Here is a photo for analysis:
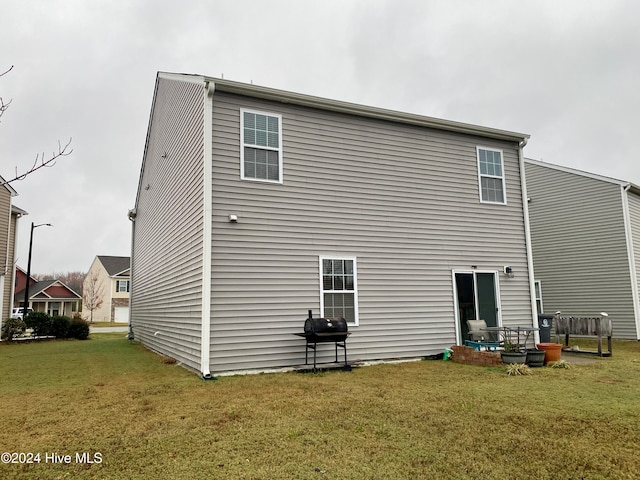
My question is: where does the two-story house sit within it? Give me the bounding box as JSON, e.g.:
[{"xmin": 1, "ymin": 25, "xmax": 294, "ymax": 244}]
[
  {"xmin": 130, "ymin": 72, "xmax": 537, "ymax": 377},
  {"xmin": 525, "ymin": 158, "xmax": 640, "ymax": 339},
  {"xmin": 84, "ymin": 255, "xmax": 130, "ymax": 323},
  {"xmin": 1, "ymin": 175, "xmax": 27, "ymax": 325}
]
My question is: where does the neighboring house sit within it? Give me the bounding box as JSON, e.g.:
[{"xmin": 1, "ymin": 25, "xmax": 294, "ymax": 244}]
[
  {"xmin": 14, "ymin": 267, "xmax": 81, "ymax": 316},
  {"xmin": 84, "ymin": 255, "xmax": 131, "ymax": 322},
  {"xmin": 525, "ymin": 158, "xmax": 640, "ymax": 340},
  {"xmin": 130, "ymin": 72, "xmax": 538, "ymax": 377},
  {"xmin": 1, "ymin": 175, "xmax": 27, "ymax": 324}
]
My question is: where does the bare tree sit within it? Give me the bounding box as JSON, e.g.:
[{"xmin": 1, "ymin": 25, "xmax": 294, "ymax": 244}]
[
  {"xmin": 83, "ymin": 273, "xmax": 104, "ymax": 323},
  {"xmin": 0, "ymin": 65, "xmax": 13, "ymax": 122},
  {"xmin": 1, "ymin": 139, "xmax": 73, "ymax": 186},
  {"xmin": 1, "ymin": 65, "xmax": 73, "ymax": 186}
]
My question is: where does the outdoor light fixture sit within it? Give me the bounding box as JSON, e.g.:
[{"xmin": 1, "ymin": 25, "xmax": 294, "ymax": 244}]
[
  {"xmin": 503, "ymin": 266, "xmax": 514, "ymax": 277},
  {"xmin": 22, "ymin": 222, "xmax": 53, "ymax": 316},
  {"xmin": 228, "ymin": 214, "xmax": 238, "ymax": 223}
]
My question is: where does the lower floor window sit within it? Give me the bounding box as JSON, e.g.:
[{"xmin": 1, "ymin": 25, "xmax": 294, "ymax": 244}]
[{"xmin": 320, "ymin": 257, "xmax": 358, "ymax": 325}]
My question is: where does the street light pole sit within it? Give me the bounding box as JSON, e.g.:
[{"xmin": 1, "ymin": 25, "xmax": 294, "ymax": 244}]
[{"xmin": 22, "ymin": 222, "xmax": 52, "ymax": 317}]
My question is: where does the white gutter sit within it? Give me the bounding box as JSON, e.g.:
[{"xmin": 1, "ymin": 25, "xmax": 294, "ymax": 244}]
[
  {"xmin": 621, "ymin": 184, "xmax": 640, "ymax": 339},
  {"xmin": 519, "ymin": 138, "xmax": 540, "ymax": 343},
  {"xmin": 200, "ymin": 80, "xmax": 215, "ymax": 379}
]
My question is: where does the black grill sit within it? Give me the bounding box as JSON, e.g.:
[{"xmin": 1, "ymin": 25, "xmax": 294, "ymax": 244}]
[{"xmin": 295, "ymin": 310, "xmax": 351, "ymax": 372}]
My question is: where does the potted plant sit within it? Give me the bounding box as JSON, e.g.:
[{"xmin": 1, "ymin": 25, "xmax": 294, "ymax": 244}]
[
  {"xmin": 501, "ymin": 340, "xmax": 527, "ymax": 364},
  {"xmin": 536, "ymin": 342, "xmax": 563, "ymax": 364}
]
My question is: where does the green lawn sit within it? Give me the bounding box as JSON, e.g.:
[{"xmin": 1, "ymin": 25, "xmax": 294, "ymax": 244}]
[
  {"xmin": 1, "ymin": 335, "xmax": 639, "ymax": 479},
  {"xmin": 89, "ymin": 322, "xmax": 128, "ymax": 328}
]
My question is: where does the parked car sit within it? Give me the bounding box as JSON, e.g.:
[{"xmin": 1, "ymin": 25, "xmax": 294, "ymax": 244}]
[{"xmin": 10, "ymin": 307, "xmax": 33, "ymax": 319}]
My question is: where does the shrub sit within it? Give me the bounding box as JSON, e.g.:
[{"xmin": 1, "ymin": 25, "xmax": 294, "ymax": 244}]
[
  {"xmin": 51, "ymin": 315, "xmax": 71, "ymax": 339},
  {"xmin": 24, "ymin": 311, "xmax": 53, "ymax": 337},
  {"xmin": 1, "ymin": 318, "xmax": 26, "ymax": 341},
  {"xmin": 68, "ymin": 315, "xmax": 90, "ymax": 340},
  {"xmin": 551, "ymin": 360, "xmax": 572, "ymax": 369},
  {"xmin": 506, "ymin": 363, "xmax": 532, "ymax": 376}
]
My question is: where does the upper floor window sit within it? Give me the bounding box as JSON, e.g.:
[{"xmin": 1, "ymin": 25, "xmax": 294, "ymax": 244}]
[
  {"xmin": 241, "ymin": 109, "xmax": 283, "ymax": 183},
  {"xmin": 477, "ymin": 147, "xmax": 506, "ymax": 204},
  {"xmin": 116, "ymin": 280, "xmax": 130, "ymax": 293}
]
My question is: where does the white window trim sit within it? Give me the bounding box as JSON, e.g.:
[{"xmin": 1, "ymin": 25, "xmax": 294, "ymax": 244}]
[
  {"xmin": 319, "ymin": 256, "xmax": 359, "ymax": 326},
  {"xmin": 476, "ymin": 146, "xmax": 507, "ymax": 205},
  {"xmin": 240, "ymin": 108, "xmax": 283, "ymax": 184},
  {"xmin": 451, "ymin": 269, "xmax": 503, "ymax": 345},
  {"xmin": 116, "ymin": 280, "xmax": 130, "ymax": 293}
]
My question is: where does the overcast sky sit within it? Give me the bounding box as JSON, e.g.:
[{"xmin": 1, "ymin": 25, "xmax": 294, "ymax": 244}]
[{"xmin": 1, "ymin": 0, "xmax": 639, "ymax": 274}]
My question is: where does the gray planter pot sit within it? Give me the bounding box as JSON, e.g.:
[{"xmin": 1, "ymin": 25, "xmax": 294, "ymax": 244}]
[
  {"xmin": 526, "ymin": 349, "xmax": 546, "ymax": 367},
  {"xmin": 501, "ymin": 351, "xmax": 527, "ymax": 364}
]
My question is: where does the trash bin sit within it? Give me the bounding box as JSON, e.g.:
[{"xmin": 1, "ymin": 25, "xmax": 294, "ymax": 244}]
[{"xmin": 538, "ymin": 314, "xmax": 554, "ymax": 343}]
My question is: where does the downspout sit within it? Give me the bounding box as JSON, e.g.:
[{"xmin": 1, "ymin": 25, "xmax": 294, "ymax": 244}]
[
  {"xmin": 127, "ymin": 208, "xmax": 136, "ymax": 340},
  {"xmin": 8, "ymin": 208, "xmax": 25, "ymax": 316},
  {"xmin": 519, "ymin": 138, "xmax": 540, "ymax": 343},
  {"xmin": 1, "ymin": 202, "xmax": 12, "ymax": 323},
  {"xmin": 621, "ymin": 184, "xmax": 640, "ymax": 339},
  {"xmin": 200, "ymin": 80, "xmax": 215, "ymax": 379}
]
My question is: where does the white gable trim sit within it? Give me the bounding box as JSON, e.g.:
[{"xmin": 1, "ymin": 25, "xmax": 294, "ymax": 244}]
[{"xmin": 525, "ymin": 158, "xmax": 640, "ymax": 192}]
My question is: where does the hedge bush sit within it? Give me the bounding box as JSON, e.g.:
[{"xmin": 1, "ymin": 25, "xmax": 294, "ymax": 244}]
[
  {"xmin": 1, "ymin": 318, "xmax": 26, "ymax": 340},
  {"xmin": 68, "ymin": 315, "xmax": 90, "ymax": 340},
  {"xmin": 51, "ymin": 315, "xmax": 71, "ymax": 339},
  {"xmin": 25, "ymin": 312, "xmax": 53, "ymax": 337}
]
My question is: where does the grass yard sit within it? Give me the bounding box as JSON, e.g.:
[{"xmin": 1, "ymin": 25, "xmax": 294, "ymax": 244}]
[
  {"xmin": 1, "ymin": 335, "xmax": 639, "ymax": 479},
  {"xmin": 88, "ymin": 322, "xmax": 128, "ymax": 328}
]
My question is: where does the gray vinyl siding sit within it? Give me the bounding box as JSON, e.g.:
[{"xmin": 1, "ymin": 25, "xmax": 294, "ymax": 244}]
[
  {"xmin": 628, "ymin": 191, "xmax": 640, "ymax": 337},
  {"xmin": 208, "ymin": 91, "xmax": 533, "ymax": 373},
  {"xmin": 526, "ymin": 161, "xmax": 636, "ymax": 338},
  {"xmin": 131, "ymin": 77, "xmax": 205, "ymax": 371}
]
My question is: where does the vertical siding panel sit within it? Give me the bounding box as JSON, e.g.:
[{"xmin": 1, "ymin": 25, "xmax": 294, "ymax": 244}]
[
  {"xmin": 526, "ymin": 161, "xmax": 636, "ymax": 338},
  {"xmin": 209, "ymin": 92, "xmax": 532, "ymax": 373},
  {"xmin": 131, "ymin": 77, "xmax": 205, "ymax": 371}
]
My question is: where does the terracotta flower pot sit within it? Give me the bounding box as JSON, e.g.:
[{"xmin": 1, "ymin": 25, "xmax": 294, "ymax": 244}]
[{"xmin": 536, "ymin": 343, "xmax": 562, "ymax": 364}]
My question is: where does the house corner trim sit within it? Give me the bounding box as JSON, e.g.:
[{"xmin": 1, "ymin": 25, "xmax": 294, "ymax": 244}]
[{"xmin": 200, "ymin": 80, "xmax": 215, "ymax": 377}]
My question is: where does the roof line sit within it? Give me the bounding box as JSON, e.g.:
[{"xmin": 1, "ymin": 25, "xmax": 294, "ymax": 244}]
[
  {"xmin": 525, "ymin": 158, "xmax": 640, "ymax": 193},
  {"xmin": 159, "ymin": 71, "xmax": 530, "ymax": 143},
  {"xmin": 1, "ymin": 175, "xmax": 18, "ymax": 196}
]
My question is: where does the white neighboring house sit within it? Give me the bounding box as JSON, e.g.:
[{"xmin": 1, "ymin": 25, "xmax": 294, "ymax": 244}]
[{"xmin": 84, "ymin": 256, "xmax": 130, "ymax": 323}]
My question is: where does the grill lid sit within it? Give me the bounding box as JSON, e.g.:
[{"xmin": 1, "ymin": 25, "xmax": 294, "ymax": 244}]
[{"xmin": 304, "ymin": 310, "xmax": 348, "ymax": 335}]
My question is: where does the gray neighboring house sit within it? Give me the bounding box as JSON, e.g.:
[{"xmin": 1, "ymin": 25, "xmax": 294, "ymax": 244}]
[
  {"xmin": 525, "ymin": 158, "xmax": 640, "ymax": 339},
  {"xmin": 130, "ymin": 71, "xmax": 537, "ymax": 377}
]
